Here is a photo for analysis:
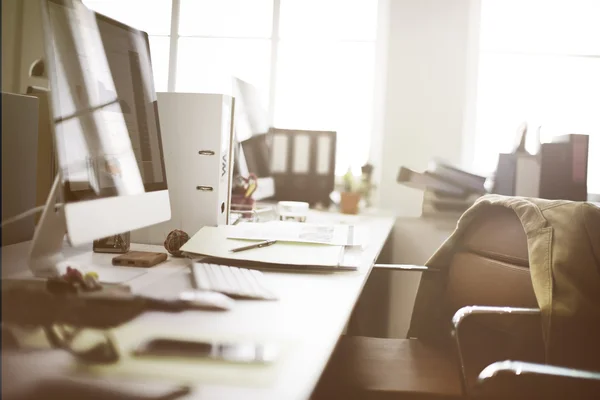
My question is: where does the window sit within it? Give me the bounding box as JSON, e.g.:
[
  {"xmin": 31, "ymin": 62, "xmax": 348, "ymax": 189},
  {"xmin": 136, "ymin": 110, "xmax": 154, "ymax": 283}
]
[
  {"xmin": 83, "ymin": 0, "xmax": 378, "ymax": 175},
  {"xmin": 474, "ymin": 0, "xmax": 600, "ymax": 194}
]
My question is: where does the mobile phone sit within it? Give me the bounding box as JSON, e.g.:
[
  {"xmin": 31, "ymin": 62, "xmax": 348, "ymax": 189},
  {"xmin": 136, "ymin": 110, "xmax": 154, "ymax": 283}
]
[
  {"xmin": 132, "ymin": 338, "xmax": 278, "ymax": 364},
  {"xmin": 112, "ymin": 251, "xmax": 168, "ymax": 268}
]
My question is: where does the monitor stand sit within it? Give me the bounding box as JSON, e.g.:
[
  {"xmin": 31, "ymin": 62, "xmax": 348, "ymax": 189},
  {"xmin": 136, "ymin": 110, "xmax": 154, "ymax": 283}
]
[
  {"xmin": 26, "ymin": 175, "xmax": 148, "ymax": 284},
  {"xmin": 28, "ymin": 174, "xmax": 69, "ymax": 277}
]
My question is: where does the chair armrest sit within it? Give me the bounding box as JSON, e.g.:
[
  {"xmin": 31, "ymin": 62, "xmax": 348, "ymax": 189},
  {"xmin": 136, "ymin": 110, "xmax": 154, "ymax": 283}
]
[
  {"xmin": 476, "ymin": 361, "xmax": 600, "ymax": 399},
  {"xmin": 373, "ymin": 264, "xmax": 439, "ymax": 272},
  {"xmin": 452, "ymin": 306, "xmax": 541, "ymax": 333},
  {"xmin": 480, "ymin": 360, "xmax": 600, "ymax": 381},
  {"xmin": 451, "ymin": 306, "xmax": 541, "ymax": 395}
]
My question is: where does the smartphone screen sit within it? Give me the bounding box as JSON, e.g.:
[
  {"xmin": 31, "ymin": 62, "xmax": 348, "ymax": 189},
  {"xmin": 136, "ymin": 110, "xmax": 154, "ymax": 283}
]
[{"xmin": 132, "ymin": 338, "xmax": 278, "ymax": 364}]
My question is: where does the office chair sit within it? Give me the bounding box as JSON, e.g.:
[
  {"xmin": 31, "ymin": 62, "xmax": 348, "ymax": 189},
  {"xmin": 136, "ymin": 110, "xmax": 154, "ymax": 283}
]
[
  {"xmin": 472, "ymin": 360, "xmax": 600, "ymax": 399},
  {"xmin": 313, "ymin": 206, "xmax": 545, "ymax": 400}
]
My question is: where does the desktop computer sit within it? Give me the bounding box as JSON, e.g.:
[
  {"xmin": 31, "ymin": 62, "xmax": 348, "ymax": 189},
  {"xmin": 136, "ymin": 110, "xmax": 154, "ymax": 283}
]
[
  {"xmin": 30, "ymin": 0, "xmax": 274, "ymax": 301},
  {"xmin": 31, "ymin": 0, "xmax": 170, "ymax": 277}
]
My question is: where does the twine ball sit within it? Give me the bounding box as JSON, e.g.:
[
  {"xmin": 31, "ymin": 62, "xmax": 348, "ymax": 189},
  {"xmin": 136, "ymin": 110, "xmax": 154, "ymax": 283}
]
[{"xmin": 164, "ymin": 229, "xmax": 190, "ymax": 257}]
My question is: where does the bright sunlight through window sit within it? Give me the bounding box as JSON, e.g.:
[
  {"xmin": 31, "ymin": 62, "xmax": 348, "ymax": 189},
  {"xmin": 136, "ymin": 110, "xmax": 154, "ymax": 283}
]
[
  {"xmin": 474, "ymin": 0, "xmax": 600, "ymax": 194},
  {"xmin": 83, "ymin": 0, "xmax": 379, "ymax": 176}
]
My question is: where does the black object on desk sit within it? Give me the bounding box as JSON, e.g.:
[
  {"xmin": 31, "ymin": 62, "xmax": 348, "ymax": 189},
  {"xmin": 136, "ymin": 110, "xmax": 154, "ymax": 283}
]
[
  {"xmin": 133, "ymin": 337, "xmax": 278, "ymax": 364},
  {"xmin": 2, "ymin": 284, "xmax": 230, "ymax": 330}
]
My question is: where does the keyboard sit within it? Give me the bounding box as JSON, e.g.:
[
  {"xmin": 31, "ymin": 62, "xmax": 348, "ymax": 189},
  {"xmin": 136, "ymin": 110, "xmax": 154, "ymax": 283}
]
[{"xmin": 190, "ymin": 263, "xmax": 278, "ymax": 300}]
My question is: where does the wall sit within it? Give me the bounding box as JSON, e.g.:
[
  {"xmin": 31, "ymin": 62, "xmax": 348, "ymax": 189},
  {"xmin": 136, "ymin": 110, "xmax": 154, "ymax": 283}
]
[
  {"xmin": 2, "ymin": 0, "xmax": 24, "ymax": 92},
  {"xmin": 373, "ymin": 0, "xmax": 481, "ymax": 337},
  {"xmin": 19, "ymin": 0, "xmax": 47, "ymax": 93},
  {"xmin": 378, "ymin": 0, "xmax": 480, "ymax": 215},
  {"xmin": 368, "ymin": 0, "xmax": 390, "ymax": 204},
  {"xmin": 1, "ymin": 0, "xmax": 47, "ymax": 94}
]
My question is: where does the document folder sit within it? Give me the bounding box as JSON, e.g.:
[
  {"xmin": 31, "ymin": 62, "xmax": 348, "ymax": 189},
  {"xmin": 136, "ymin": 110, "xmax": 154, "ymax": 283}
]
[
  {"xmin": 269, "ymin": 128, "xmax": 337, "ymax": 207},
  {"xmin": 180, "ymin": 226, "xmax": 357, "ymax": 271}
]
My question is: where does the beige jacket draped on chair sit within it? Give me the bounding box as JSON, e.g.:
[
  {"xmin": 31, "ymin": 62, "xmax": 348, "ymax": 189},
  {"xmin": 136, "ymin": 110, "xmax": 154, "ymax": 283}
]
[{"xmin": 409, "ymin": 195, "xmax": 600, "ymax": 370}]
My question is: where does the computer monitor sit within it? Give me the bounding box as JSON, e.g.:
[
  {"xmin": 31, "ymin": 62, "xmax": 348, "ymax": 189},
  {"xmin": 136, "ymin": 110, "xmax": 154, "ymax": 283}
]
[
  {"xmin": 30, "ymin": 0, "xmax": 170, "ymax": 276},
  {"xmin": 233, "ymin": 77, "xmax": 269, "ymax": 143},
  {"xmin": 231, "ymin": 78, "xmax": 268, "ymax": 178},
  {"xmin": 231, "ymin": 78, "xmax": 276, "ymax": 199}
]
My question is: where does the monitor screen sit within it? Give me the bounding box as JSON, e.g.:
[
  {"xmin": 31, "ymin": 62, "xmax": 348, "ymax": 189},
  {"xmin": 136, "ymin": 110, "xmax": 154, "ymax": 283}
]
[{"xmin": 44, "ymin": 0, "xmax": 167, "ymax": 202}]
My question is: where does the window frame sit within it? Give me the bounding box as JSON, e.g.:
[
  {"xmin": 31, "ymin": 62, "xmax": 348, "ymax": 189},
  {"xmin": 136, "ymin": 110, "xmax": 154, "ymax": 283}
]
[
  {"xmin": 84, "ymin": 0, "xmax": 380, "ymax": 176},
  {"xmin": 165, "ymin": 0, "xmax": 281, "ymax": 125}
]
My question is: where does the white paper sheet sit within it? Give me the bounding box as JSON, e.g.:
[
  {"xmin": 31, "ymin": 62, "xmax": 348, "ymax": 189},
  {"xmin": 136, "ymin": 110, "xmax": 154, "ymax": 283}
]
[
  {"xmin": 181, "ymin": 226, "xmax": 346, "ymax": 268},
  {"xmin": 226, "ymin": 221, "xmax": 362, "ymax": 246}
]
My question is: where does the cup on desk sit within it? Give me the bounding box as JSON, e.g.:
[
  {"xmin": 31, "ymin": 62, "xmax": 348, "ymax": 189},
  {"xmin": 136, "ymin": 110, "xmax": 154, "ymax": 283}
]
[
  {"xmin": 340, "ymin": 192, "xmax": 361, "ymax": 215},
  {"xmin": 277, "ymin": 201, "xmax": 309, "ymax": 222}
]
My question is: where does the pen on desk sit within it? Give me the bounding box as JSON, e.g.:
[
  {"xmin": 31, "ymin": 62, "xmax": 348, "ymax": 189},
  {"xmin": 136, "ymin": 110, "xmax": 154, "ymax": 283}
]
[{"xmin": 230, "ymin": 240, "xmax": 277, "ymax": 253}]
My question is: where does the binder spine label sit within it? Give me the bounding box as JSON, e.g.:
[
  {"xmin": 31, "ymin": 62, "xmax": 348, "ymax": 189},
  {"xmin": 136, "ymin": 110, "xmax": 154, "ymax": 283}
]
[{"xmin": 572, "ymin": 136, "xmax": 587, "ymax": 183}]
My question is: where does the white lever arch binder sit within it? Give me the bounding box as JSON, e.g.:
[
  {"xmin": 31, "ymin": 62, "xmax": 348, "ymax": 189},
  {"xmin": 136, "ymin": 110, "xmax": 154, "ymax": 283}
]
[{"xmin": 131, "ymin": 92, "xmax": 235, "ymax": 244}]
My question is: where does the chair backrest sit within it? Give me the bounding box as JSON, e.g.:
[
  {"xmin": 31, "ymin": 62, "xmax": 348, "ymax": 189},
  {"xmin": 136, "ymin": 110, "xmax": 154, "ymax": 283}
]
[
  {"xmin": 410, "ymin": 197, "xmax": 600, "ymax": 382},
  {"xmin": 439, "ymin": 207, "xmax": 544, "ymax": 385},
  {"xmin": 409, "ymin": 206, "xmax": 540, "ymax": 343},
  {"xmin": 444, "ymin": 206, "xmax": 537, "ymax": 315}
]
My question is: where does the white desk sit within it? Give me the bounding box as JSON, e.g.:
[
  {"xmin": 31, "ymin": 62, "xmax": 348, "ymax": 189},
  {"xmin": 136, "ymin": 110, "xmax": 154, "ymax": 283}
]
[{"xmin": 2, "ymin": 210, "xmax": 394, "ymax": 400}]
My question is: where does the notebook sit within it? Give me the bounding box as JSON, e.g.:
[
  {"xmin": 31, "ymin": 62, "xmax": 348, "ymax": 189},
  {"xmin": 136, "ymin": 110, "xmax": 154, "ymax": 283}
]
[
  {"xmin": 227, "ymin": 221, "xmax": 362, "ymax": 246},
  {"xmin": 180, "ymin": 226, "xmax": 357, "ymax": 271}
]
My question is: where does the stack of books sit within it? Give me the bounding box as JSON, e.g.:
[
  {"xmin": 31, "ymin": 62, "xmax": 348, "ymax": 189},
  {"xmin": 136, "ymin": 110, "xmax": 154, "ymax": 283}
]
[
  {"xmin": 493, "ymin": 134, "xmax": 589, "ymax": 201},
  {"xmin": 397, "ymin": 159, "xmax": 489, "ymax": 218},
  {"xmin": 421, "ymin": 189, "xmax": 482, "ymax": 218}
]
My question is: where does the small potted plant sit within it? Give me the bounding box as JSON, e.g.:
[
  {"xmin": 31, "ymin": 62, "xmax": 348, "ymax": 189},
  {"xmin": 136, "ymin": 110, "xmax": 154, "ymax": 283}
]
[
  {"xmin": 341, "ymin": 169, "xmax": 361, "ymax": 214},
  {"xmin": 359, "ymin": 163, "xmax": 376, "ymax": 207}
]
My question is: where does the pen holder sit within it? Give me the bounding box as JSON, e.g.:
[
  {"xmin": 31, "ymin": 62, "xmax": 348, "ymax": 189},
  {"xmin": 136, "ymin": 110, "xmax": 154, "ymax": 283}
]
[
  {"xmin": 231, "ymin": 194, "xmax": 256, "ymax": 218},
  {"xmin": 340, "ymin": 192, "xmax": 361, "ymax": 215}
]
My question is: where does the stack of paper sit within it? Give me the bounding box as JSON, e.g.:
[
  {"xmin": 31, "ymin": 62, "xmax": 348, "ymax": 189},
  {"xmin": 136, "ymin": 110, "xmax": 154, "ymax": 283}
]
[
  {"xmin": 228, "ymin": 221, "xmax": 363, "ymax": 246},
  {"xmin": 180, "ymin": 225, "xmax": 357, "ymax": 271}
]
